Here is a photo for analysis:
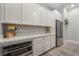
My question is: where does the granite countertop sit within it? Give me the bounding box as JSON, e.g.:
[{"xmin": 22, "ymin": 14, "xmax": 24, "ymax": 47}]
[{"xmin": 0, "ymin": 33, "xmax": 56, "ymax": 46}]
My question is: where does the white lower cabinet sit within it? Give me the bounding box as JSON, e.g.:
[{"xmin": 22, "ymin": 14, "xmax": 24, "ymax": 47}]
[
  {"xmin": 33, "ymin": 37, "xmax": 44, "ymax": 56},
  {"xmin": 32, "ymin": 35, "xmax": 55, "ymax": 56},
  {"xmin": 44, "ymin": 36, "xmax": 51, "ymax": 52},
  {"xmin": 50, "ymin": 35, "xmax": 56, "ymax": 48}
]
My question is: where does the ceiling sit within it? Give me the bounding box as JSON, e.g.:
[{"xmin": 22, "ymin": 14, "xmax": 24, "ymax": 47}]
[
  {"xmin": 39, "ymin": 3, "xmax": 66, "ymax": 10},
  {"xmin": 39, "ymin": 3, "xmax": 79, "ymax": 12}
]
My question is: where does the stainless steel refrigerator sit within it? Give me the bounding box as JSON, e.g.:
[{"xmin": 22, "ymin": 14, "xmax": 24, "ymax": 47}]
[{"xmin": 56, "ymin": 20, "xmax": 63, "ymax": 47}]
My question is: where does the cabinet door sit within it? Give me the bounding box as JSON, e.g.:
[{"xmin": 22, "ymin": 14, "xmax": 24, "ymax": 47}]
[
  {"xmin": 32, "ymin": 4, "xmax": 41, "ymax": 25},
  {"xmin": 22, "ymin": 3, "xmax": 41, "ymax": 25},
  {"xmin": 0, "ymin": 4, "xmax": 3, "ymax": 35},
  {"xmin": 22, "ymin": 3, "xmax": 33, "ymax": 25},
  {"xmin": 47, "ymin": 11, "xmax": 52, "ymax": 26},
  {"xmin": 50, "ymin": 35, "xmax": 56, "ymax": 48},
  {"xmin": 44, "ymin": 36, "xmax": 51, "ymax": 52},
  {"xmin": 40, "ymin": 7, "xmax": 48, "ymax": 26},
  {"xmin": 51, "ymin": 11, "xmax": 56, "ymax": 33},
  {"xmin": 0, "ymin": 4, "xmax": 2, "ymax": 23},
  {"xmin": 4, "ymin": 3, "xmax": 21, "ymax": 24},
  {"xmin": 33, "ymin": 37, "xmax": 44, "ymax": 56}
]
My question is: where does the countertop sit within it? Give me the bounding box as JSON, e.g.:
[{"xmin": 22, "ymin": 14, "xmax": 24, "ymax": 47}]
[{"xmin": 0, "ymin": 33, "xmax": 56, "ymax": 46}]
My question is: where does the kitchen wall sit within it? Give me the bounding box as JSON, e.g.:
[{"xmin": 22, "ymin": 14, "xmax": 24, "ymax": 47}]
[
  {"xmin": 67, "ymin": 7, "xmax": 79, "ymax": 41},
  {"xmin": 63, "ymin": 8, "xmax": 69, "ymax": 40},
  {"xmin": 63, "ymin": 7, "xmax": 79, "ymax": 41}
]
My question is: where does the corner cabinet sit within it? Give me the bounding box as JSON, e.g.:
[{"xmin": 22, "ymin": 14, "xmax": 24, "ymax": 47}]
[
  {"xmin": 33, "ymin": 37, "xmax": 44, "ymax": 56},
  {"xmin": 4, "ymin": 3, "xmax": 21, "ymax": 24}
]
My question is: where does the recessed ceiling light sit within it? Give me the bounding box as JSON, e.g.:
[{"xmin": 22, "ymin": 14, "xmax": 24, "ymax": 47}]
[
  {"xmin": 65, "ymin": 4, "xmax": 75, "ymax": 10},
  {"xmin": 70, "ymin": 4, "xmax": 75, "ymax": 8}
]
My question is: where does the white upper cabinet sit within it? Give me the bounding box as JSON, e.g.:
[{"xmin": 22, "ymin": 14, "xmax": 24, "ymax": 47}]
[
  {"xmin": 47, "ymin": 11, "xmax": 52, "ymax": 26},
  {"xmin": 0, "ymin": 4, "xmax": 3, "ymax": 35},
  {"xmin": 32, "ymin": 4, "xmax": 41, "ymax": 25},
  {"xmin": 3, "ymin": 3, "xmax": 52, "ymax": 27},
  {"xmin": 40, "ymin": 7, "xmax": 46, "ymax": 26},
  {"xmin": 0, "ymin": 3, "xmax": 4, "ymax": 23},
  {"xmin": 22, "ymin": 3, "xmax": 33, "ymax": 25},
  {"xmin": 22, "ymin": 4, "xmax": 41, "ymax": 25},
  {"xmin": 4, "ymin": 3, "xmax": 21, "ymax": 24},
  {"xmin": 40, "ymin": 7, "xmax": 49, "ymax": 26},
  {"xmin": 0, "ymin": 4, "xmax": 2, "ymax": 23}
]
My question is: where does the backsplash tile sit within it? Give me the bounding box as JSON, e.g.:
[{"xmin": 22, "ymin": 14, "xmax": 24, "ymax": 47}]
[
  {"xmin": 16, "ymin": 25, "xmax": 46, "ymax": 36},
  {"xmin": 1, "ymin": 23, "xmax": 47, "ymax": 38}
]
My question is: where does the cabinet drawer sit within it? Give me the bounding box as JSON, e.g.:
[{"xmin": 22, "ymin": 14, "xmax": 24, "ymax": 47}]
[
  {"xmin": 33, "ymin": 37, "xmax": 44, "ymax": 42},
  {"xmin": 33, "ymin": 39, "xmax": 44, "ymax": 46},
  {"xmin": 45, "ymin": 36, "xmax": 50, "ymax": 40}
]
